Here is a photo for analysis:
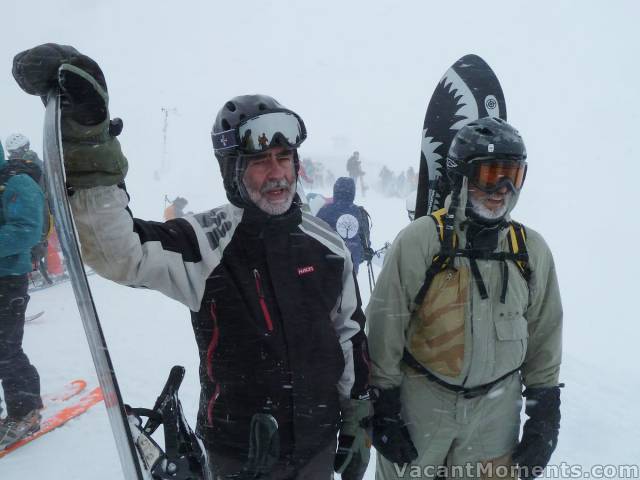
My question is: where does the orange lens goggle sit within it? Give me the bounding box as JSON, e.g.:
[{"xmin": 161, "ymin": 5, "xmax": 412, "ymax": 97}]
[{"xmin": 469, "ymin": 160, "xmax": 527, "ymax": 192}]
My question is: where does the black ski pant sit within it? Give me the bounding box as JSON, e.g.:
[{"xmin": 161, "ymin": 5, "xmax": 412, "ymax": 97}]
[
  {"xmin": 0, "ymin": 274, "xmax": 42, "ymax": 418},
  {"xmin": 207, "ymin": 438, "xmax": 336, "ymax": 480}
]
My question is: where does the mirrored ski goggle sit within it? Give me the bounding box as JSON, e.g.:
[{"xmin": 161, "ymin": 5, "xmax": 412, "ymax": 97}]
[
  {"xmin": 212, "ymin": 111, "xmax": 306, "ymax": 155},
  {"xmin": 468, "ymin": 158, "xmax": 528, "ymax": 192}
]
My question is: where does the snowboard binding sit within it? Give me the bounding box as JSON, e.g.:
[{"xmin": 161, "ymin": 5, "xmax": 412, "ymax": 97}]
[
  {"xmin": 126, "ymin": 366, "xmax": 207, "ymax": 480},
  {"xmin": 127, "ymin": 366, "xmax": 280, "ymax": 480}
]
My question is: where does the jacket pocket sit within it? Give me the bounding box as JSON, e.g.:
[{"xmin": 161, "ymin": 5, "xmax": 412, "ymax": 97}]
[{"xmin": 493, "ymin": 316, "xmax": 528, "ymax": 374}]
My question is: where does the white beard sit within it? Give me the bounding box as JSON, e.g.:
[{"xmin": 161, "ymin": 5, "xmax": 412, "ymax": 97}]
[
  {"xmin": 246, "ymin": 178, "xmax": 296, "ymax": 215},
  {"xmin": 469, "ymin": 191, "xmax": 511, "ymax": 220}
]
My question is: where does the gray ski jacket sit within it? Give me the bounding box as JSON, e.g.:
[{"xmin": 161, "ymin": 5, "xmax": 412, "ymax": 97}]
[{"xmin": 367, "ymin": 186, "xmax": 562, "ymax": 391}]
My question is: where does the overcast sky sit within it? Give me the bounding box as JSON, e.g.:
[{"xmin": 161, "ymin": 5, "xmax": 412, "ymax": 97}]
[{"xmin": 3, "ymin": 1, "xmax": 638, "ymax": 187}]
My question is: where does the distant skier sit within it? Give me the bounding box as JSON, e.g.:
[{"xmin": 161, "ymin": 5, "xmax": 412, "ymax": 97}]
[
  {"xmin": 13, "ymin": 43, "xmax": 372, "ymax": 480},
  {"xmin": 4, "ymin": 133, "xmax": 62, "ymax": 285},
  {"xmin": 163, "ymin": 196, "xmax": 189, "ymax": 221},
  {"xmin": 300, "ymin": 157, "xmax": 315, "ymax": 187},
  {"xmin": 4, "ymin": 133, "xmax": 43, "ymax": 172},
  {"xmin": 377, "ymin": 165, "xmax": 394, "ymax": 197},
  {"xmin": 346, "ymin": 151, "xmax": 367, "ymax": 196},
  {"xmin": 367, "ymin": 118, "xmax": 563, "ymax": 480},
  {"xmin": 317, "ymin": 177, "xmax": 373, "ymax": 275},
  {"xmin": 0, "ymin": 139, "xmax": 45, "ymax": 449},
  {"xmin": 406, "ymin": 166, "xmax": 418, "ymax": 191}
]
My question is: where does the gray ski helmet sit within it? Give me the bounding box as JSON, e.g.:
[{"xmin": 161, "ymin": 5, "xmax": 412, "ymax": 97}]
[
  {"xmin": 446, "ymin": 117, "xmax": 527, "ymax": 186},
  {"xmin": 212, "ymin": 94, "xmax": 303, "ymax": 208},
  {"xmin": 5, "ymin": 133, "xmax": 30, "ymax": 153}
]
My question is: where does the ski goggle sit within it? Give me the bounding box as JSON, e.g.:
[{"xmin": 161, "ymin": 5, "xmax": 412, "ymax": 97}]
[
  {"xmin": 467, "ymin": 158, "xmax": 528, "ymax": 192},
  {"xmin": 212, "ymin": 110, "xmax": 307, "ymax": 155}
]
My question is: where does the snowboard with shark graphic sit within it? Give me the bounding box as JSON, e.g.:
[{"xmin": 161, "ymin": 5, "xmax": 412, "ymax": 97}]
[{"xmin": 414, "ymin": 54, "xmax": 507, "ymax": 219}]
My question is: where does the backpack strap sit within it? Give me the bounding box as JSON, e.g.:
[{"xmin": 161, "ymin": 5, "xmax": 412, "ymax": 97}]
[
  {"xmin": 430, "ymin": 208, "xmax": 451, "ymax": 244},
  {"xmin": 358, "ymin": 206, "xmax": 372, "ymax": 250},
  {"xmin": 507, "ymin": 221, "xmax": 531, "ymax": 283},
  {"xmin": 414, "ymin": 208, "xmax": 458, "ymax": 305},
  {"xmin": 0, "ymin": 164, "xmax": 20, "ymax": 200},
  {"xmin": 0, "ymin": 165, "xmax": 17, "ymax": 192},
  {"xmin": 415, "ymin": 211, "xmax": 532, "ymax": 306}
]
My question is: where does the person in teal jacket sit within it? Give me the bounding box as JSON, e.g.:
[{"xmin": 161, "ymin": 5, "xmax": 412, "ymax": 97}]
[{"xmin": 0, "ymin": 139, "xmax": 45, "ymax": 449}]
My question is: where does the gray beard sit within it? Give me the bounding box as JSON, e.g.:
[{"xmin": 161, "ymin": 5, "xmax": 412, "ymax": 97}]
[
  {"xmin": 246, "ymin": 178, "xmax": 296, "ymax": 215},
  {"xmin": 469, "ymin": 191, "xmax": 511, "ymax": 220}
]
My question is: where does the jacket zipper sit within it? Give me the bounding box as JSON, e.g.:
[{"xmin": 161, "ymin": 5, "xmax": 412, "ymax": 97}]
[{"xmin": 253, "ymin": 268, "xmax": 274, "ymax": 332}]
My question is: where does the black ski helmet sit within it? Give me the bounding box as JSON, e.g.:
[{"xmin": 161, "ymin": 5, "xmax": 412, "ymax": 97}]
[
  {"xmin": 212, "ymin": 94, "xmax": 303, "ymax": 208},
  {"xmin": 446, "ymin": 116, "xmax": 526, "ymax": 187}
]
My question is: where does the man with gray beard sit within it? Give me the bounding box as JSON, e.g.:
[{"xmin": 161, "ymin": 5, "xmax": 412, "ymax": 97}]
[
  {"xmin": 366, "ymin": 117, "xmax": 563, "ymax": 480},
  {"xmin": 12, "ymin": 44, "xmax": 372, "ymax": 480}
]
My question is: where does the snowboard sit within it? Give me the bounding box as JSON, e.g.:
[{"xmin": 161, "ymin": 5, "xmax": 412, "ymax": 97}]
[
  {"xmin": 0, "ymin": 380, "xmax": 102, "ymax": 458},
  {"xmin": 42, "ymin": 84, "xmax": 145, "ymax": 479},
  {"xmin": 414, "ymin": 54, "xmax": 507, "ymax": 219}
]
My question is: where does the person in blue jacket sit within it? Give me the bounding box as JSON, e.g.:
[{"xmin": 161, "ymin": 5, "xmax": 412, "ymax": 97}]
[
  {"xmin": 317, "ymin": 177, "xmax": 372, "ymax": 274},
  {"xmin": 0, "ymin": 139, "xmax": 45, "ymax": 449}
]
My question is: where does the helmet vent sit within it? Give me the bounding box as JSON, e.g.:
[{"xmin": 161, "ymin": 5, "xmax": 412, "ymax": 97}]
[
  {"xmin": 239, "ymin": 114, "xmax": 246, "ymax": 121},
  {"xmin": 225, "ymin": 101, "xmax": 237, "ymax": 112},
  {"xmin": 221, "ymin": 119, "xmax": 231, "ymax": 130},
  {"xmin": 258, "ymin": 103, "xmax": 267, "ymax": 111},
  {"xmin": 475, "ymin": 127, "xmax": 494, "ymax": 135}
]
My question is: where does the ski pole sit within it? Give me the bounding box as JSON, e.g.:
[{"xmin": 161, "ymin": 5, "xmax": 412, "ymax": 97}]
[{"xmin": 367, "ymin": 261, "xmax": 376, "ymax": 293}]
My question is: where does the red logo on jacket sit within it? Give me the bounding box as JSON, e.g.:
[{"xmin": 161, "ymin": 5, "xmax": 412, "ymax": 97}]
[{"xmin": 297, "ymin": 265, "xmax": 315, "ymax": 276}]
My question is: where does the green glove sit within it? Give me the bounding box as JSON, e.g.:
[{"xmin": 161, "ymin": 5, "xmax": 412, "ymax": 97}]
[
  {"xmin": 334, "ymin": 398, "xmax": 372, "ymax": 480},
  {"xmin": 13, "ymin": 43, "xmax": 128, "ymax": 189}
]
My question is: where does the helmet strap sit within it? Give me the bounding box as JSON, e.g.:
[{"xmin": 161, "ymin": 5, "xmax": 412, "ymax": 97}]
[
  {"xmin": 233, "ymin": 156, "xmax": 253, "ymax": 205},
  {"xmin": 443, "ymin": 180, "xmax": 462, "ymax": 256}
]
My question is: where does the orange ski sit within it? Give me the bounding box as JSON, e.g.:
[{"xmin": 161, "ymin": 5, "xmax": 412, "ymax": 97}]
[
  {"xmin": 0, "ymin": 387, "xmax": 103, "ymax": 458},
  {"xmin": 42, "ymin": 379, "xmax": 87, "ymax": 405}
]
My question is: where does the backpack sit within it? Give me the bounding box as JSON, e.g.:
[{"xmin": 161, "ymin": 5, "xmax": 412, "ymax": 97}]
[
  {"xmin": 0, "ymin": 159, "xmax": 54, "ymax": 249},
  {"xmin": 414, "ymin": 207, "xmax": 531, "ymax": 306},
  {"xmin": 358, "ymin": 206, "xmax": 372, "ymax": 250}
]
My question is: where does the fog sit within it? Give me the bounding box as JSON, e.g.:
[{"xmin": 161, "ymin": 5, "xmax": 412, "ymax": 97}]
[{"xmin": 1, "ymin": 0, "xmax": 639, "ymax": 477}]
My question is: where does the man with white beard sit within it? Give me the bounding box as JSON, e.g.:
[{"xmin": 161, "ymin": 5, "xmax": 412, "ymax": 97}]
[
  {"xmin": 366, "ymin": 117, "xmax": 563, "ymax": 480},
  {"xmin": 12, "ymin": 44, "xmax": 372, "ymax": 480}
]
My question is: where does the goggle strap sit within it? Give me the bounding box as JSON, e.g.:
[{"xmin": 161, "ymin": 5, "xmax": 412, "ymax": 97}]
[{"xmin": 212, "ymin": 129, "xmax": 239, "ymax": 151}]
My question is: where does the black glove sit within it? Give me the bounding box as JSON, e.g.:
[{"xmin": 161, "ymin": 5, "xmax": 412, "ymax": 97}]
[
  {"xmin": 371, "ymin": 387, "xmax": 418, "ymax": 465},
  {"xmin": 13, "ymin": 43, "xmax": 108, "ymax": 125},
  {"xmin": 363, "ymin": 247, "xmax": 374, "ymax": 262},
  {"xmin": 334, "ymin": 398, "xmax": 372, "ymax": 480},
  {"xmin": 512, "ymin": 386, "xmax": 561, "ymax": 480},
  {"xmin": 12, "ymin": 43, "xmax": 127, "ymax": 189}
]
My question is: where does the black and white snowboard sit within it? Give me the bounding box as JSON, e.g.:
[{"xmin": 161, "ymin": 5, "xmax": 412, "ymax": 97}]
[
  {"xmin": 43, "ymin": 88, "xmax": 145, "ymax": 479},
  {"xmin": 414, "ymin": 54, "xmax": 507, "ymax": 219}
]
